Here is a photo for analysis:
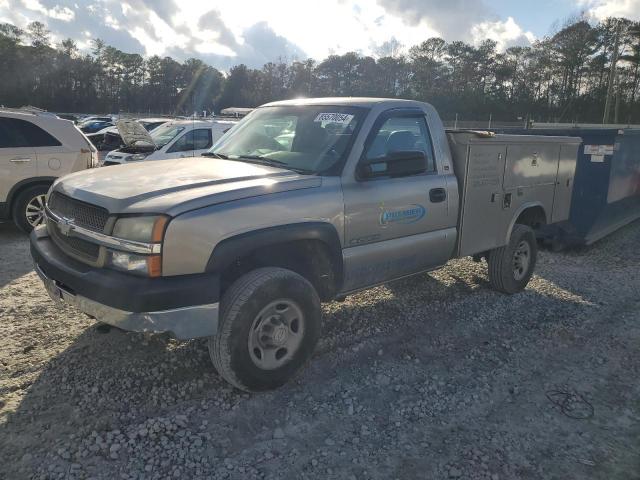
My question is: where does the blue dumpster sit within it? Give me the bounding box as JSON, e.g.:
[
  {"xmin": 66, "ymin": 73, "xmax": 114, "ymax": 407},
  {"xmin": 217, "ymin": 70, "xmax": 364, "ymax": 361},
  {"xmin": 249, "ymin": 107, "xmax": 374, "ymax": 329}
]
[{"xmin": 493, "ymin": 128, "xmax": 640, "ymax": 246}]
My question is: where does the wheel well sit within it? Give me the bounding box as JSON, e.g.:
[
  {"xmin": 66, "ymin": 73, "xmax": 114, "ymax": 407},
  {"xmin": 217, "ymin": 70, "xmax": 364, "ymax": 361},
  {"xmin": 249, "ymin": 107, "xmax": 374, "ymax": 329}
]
[
  {"xmin": 515, "ymin": 206, "xmax": 547, "ymax": 230},
  {"xmin": 219, "ymin": 239, "xmax": 341, "ymax": 301},
  {"xmin": 7, "ymin": 180, "xmax": 53, "ymax": 219}
]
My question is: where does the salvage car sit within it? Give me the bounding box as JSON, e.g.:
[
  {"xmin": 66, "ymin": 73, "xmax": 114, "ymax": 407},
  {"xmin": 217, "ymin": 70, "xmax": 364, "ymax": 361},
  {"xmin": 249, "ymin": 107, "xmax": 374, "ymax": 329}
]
[
  {"xmin": 87, "ymin": 118, "xmax": 170, "ymax": 152},
  {"xmin": 0, "ymin": 108, "xmax": 98, "ymax": 232},
  {"xmin": 31, "ymin": 98, "xmax": 579, "ymax": 391},
  {"xmin": 101, "ymin": 118, "xmax": 237, "ymax": 165}
]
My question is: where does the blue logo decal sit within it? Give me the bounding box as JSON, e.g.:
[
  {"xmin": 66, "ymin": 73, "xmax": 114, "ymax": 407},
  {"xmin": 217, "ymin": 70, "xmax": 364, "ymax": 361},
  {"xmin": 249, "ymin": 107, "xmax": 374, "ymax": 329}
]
[{"xmin": 380, "ymin": 204, "xmax": 426, "ymax": 225}]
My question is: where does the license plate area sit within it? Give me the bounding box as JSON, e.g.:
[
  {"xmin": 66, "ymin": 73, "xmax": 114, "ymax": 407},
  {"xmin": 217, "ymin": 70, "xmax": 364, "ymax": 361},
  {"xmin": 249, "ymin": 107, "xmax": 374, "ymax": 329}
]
[
  {"xmin": 43, "ymin": 276, "xmax": 63, "ymax": 305},
  {"xmin": 36, "ymin": 265, "xmax": 77, "ymax": 308}
]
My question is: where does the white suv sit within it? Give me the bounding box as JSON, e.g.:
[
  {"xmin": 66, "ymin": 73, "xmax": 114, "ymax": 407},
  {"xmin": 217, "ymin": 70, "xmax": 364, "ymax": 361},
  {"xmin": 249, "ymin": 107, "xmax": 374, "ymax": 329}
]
[
  {"xmin": 101, "ymin": 119, "xmax": 237, "ymax": 165},
  {"xmin": 0, "ymin": 109, "xmax": 98, "ymax": 232}
]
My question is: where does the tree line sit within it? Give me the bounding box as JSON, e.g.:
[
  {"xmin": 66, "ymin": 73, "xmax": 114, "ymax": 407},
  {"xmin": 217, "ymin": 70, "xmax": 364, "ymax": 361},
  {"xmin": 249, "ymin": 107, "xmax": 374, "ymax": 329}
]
[{"xmin": 0, "ymin": 16, "xmax": 639, "ymax": 123}]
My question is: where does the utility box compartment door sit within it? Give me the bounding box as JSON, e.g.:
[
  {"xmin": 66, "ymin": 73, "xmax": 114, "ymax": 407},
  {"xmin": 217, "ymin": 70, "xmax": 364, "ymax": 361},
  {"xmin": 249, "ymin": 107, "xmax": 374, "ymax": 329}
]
[
  {"xmin": 458, "ymin": 144, "xmax": 506, "ymax": 257},
  {"xmin": 504, "ymin": 144, "xmax": 559, "ymax": 189},
  {"xmin": 551, "ymin": 143, "xmax": 578, "ymax": 223}
]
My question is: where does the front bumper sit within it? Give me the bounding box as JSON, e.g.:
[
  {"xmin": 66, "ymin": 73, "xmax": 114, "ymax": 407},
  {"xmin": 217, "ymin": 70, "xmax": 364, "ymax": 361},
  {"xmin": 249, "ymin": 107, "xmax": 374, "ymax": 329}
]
[{"xmin": 30, "ymin": 226, "xmax": 220, "ymax": 339}]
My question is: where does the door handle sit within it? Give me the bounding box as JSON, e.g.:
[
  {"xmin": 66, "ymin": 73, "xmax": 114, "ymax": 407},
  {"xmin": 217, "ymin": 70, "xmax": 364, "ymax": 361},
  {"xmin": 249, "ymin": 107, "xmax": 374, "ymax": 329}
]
[
  {"xmin": 429, "ymin": 188, "xmax": 447, "ymax": 203},
  {"xmin": 10, "ymin": 157, "xmax": 32, "ymax": 163}
]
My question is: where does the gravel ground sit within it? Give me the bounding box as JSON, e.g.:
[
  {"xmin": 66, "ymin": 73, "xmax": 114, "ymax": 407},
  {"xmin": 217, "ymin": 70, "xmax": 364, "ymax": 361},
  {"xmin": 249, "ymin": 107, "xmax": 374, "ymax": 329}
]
[{"xmin": 1, "ymin": 220, "xmax": 639, "ymax": 480}]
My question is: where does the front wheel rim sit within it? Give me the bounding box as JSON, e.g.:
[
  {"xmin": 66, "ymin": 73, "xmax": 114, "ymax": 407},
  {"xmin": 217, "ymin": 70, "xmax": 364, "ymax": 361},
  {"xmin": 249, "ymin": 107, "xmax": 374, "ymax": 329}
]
[
  {"xmin": 513, "ymin": 240, "xmax": 531, "ymax": 281},
  {"xmin": 25, "ymin": 194, "xmax": 47, "ymax": 227},
  {"xmin": 248, "ymin": 299, "xmax": 305, "ymax": 370}
]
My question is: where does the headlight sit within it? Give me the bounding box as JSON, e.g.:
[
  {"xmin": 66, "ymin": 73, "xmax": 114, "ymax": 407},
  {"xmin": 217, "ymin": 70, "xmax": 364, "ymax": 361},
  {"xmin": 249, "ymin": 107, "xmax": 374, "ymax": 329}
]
[
  {"xmin": 112, "ymin": 215, "xmax": 167, "ymax": 242},
  {"xmin": 106, "ymin": 250, "xmax": 162, "ymax": 277},
  {"xmin": 107, "ymin": 215, "xmax": 168, "ymax": 277},
  {"xmin": 126, "ymin": 153, "xmax": 148, "ymax": 161}
]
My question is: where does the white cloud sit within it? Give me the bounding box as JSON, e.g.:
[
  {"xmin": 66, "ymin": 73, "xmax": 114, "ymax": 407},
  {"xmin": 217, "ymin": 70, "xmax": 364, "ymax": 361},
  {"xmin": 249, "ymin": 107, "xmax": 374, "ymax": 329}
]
[
  {"xmin": 2, "ymin": 0, "xmax": 540, "ymax": 67},
  {"xmin": 173, "ymin": 0, "xmax": 439, "ymax": 59},
  {"xmin": 47, "ymin": 5, "xmax": 73, "ymax": 21},
  {"xmin": 578, "ymin": 0, "xmax": 640, "ymax": 20},
  {"xmin": 471, "ymin": 17, "xmax": 536, "ymax": 51},
  {"xmin": 21, "ymin": 0, "xmax": 74, "ymax": 21},
  {"xmin": 104, "ymin": 14, "xmax": 120, "ymax": 30},
  {"xmin": 376, "ymin": 0, "xmax": 534, "ymax": 52}
]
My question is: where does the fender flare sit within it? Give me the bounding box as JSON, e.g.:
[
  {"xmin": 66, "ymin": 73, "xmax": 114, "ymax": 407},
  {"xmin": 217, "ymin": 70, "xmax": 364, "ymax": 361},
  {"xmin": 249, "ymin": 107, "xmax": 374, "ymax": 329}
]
[
  {"xmin": 504, "ymin": 201, "xmax": 548, "ymax": 244},
  {"xmin": 205, "ymin": 221, "xmax": 344, "ymax": 284}
]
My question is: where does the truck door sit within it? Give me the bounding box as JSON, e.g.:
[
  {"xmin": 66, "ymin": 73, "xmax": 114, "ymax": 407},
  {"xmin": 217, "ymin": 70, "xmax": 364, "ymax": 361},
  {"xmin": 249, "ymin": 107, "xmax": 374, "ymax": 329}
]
[
  {"xmin": 341, "ymin": 112, "xmax": 456, "ymax": 292},
  {"xmin": 456, "ymin": 144, "xmax": 507, "ymax": 256},
  {"xmin": 551, "ymin": 143, "xmax": 577, "ymax": 223}
]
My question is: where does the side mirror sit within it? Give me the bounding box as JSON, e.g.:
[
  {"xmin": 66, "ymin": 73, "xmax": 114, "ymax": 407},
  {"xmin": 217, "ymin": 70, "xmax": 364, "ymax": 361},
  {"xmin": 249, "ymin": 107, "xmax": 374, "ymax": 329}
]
[{"xmin": 358, "ymin": 150, "xmax": 428, "ymax": 179}]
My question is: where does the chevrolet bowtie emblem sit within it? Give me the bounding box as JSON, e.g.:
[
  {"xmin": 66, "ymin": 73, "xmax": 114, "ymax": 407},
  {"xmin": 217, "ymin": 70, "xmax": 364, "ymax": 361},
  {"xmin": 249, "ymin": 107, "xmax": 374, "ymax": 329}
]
[{"xmin": 58, "ymin": 217, "xmax": 74, "ymax": 236}]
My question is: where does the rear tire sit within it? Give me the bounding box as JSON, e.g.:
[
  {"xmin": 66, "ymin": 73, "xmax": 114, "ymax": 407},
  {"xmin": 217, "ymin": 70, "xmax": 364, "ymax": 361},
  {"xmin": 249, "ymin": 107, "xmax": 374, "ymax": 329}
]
[
  {"xmin": 12, "ymin": 185, "xmax": 49, "ymax": 233},
  {"xmin": 487, "ymin": 224, "xmax": 537, "ymax": 294},
  {"xmin": 209, "ymin": 267, "xmax": 321, "ymax": 392}
]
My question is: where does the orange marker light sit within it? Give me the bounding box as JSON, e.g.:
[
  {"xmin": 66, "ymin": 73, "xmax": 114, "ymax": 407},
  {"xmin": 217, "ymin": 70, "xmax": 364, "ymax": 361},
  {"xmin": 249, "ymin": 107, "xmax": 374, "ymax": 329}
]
[
  {"xmin": 147, "ymin": 255, "xmax": 162, "ymax": 278},
  {"xmin": 151, "ymin": 216, "xmax": 169, "ymax": 243}
]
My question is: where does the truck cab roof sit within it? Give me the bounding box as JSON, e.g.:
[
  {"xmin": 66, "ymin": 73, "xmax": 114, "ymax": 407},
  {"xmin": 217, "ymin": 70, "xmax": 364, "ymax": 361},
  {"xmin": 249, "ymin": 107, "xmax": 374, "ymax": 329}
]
[{"xmin": 261, "ymin": 97, "xmax": 429, "ymax": 109}]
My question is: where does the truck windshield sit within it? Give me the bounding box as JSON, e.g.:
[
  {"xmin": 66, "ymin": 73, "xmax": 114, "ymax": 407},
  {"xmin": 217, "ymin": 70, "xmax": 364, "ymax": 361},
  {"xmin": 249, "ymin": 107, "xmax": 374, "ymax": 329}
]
[
  {"xmin": 151, "ymin": 124, "xmax": 185, "ymax": 148},
  {"xmin": 209, "ymin": 105, "xmax": 366, "ymax": 174}
]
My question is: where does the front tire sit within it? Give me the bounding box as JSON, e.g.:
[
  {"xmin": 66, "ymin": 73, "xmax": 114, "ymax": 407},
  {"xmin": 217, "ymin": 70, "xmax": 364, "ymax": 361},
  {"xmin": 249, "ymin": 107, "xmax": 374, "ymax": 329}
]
[
  {"xmin": 487, "ymin": 224, "xmax": 537, "ymax": 294},
  {"xmin": 209, "ymin": 267, "xmax": 321, "ymax": 392},
  {"xmin": 12, "ymin": 185, "xmax": 49, "ymax": 233}
]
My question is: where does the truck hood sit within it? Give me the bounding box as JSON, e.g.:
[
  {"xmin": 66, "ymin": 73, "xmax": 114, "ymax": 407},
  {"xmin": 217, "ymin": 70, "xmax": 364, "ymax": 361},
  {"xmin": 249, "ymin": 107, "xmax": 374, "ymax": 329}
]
[{"xmin": 53, "ymin": 157, "xmax": 321, "ymax": 216}]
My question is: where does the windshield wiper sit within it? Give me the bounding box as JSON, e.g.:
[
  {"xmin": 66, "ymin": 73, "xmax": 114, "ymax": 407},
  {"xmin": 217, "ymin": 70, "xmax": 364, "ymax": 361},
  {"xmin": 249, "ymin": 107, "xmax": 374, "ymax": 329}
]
[
  {"xmin": 202, "ymin": 151, "xmax": 228, "ymax": 159},
  {"xmin": 235, "ymin": 155, "xmax": 312, "ymax": 174}
]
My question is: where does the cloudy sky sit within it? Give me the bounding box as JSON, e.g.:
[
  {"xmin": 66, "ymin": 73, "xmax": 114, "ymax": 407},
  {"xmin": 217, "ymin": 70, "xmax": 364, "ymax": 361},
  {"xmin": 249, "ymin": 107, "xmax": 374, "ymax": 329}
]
[{"xmin": 1, "ymin": 0, "xmax": 639, "ymax": 69}]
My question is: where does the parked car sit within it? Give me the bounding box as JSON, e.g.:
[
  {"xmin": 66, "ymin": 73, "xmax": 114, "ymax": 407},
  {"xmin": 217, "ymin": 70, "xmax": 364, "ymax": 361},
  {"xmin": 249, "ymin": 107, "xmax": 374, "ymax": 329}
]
[
  {"xmin": 85, "ymin": 126, "xmax": 118, "ymax": 150},
  {"xmin": 31, "ymin": 97, "xmax": 579, "ymax": 391},
  {"xmin": 0, "ymin": 108, "xmax": 98, "ymax": 232},
  {"xmin": 101, "ymin": 118, "xmax": 237, "ymax": 165},
  {"xmin": 55, "ymin": 113, "xmax": 79, "ymax": 123},
  {"xmin": 80, "ymin": 120, "xmax": 114, "ymax": 134},
  {"xmin": 87, "ymin": 118, "xmax": 171, "ymax": 151},
  {"xmin": 78, "ymin": 116, "xmax": 113, "ymax": 125}
]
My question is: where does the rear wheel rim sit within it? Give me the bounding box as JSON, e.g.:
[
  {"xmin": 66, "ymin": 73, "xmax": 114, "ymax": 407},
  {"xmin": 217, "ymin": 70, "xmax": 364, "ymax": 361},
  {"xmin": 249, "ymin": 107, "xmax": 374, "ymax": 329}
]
[
  {"xmin": 25, "ymin": 194, "xmax": 47, "ymax": 227},
  {"xmin": 248, "ymin": 299, "xmax": 305, "ymax": 370},
  {"xmin": 513, "ymin": 240, "xmax": 531, "ymax": 281}
]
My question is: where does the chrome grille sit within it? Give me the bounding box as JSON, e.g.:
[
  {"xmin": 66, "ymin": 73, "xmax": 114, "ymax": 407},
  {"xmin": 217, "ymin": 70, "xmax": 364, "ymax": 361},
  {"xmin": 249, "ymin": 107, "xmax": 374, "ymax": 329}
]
[
  {"xmin": 50, "ymin": 221, "xmax": 101, "ymax": 262},
  {"xmin": 48, "ymin": 192, "xmax": 109, "ymax": 232}
]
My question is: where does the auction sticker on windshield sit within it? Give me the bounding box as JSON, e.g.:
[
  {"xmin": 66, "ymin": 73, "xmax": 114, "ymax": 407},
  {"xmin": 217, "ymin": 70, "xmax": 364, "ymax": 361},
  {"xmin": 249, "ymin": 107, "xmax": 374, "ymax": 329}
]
[{"xmin": 314, "ymin": 113, "xmax": 354, "ymax": 124}]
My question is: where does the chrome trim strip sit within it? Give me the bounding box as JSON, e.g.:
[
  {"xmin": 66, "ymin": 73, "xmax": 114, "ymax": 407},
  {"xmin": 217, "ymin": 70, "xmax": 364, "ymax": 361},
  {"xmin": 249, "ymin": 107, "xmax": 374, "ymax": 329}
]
[{"xmin": 46, "ymin": 206, "xmax": 162, "ymax": 255}]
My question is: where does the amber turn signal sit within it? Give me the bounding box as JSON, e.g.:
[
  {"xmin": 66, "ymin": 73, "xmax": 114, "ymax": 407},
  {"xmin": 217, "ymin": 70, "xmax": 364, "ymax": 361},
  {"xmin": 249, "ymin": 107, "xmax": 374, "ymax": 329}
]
[
  {"xmin": 151, "ymin": 216, "xmax": 169, "ymax": 243},
  {"xmin": 146, "ymin": 255, "xmax": 162, "ymax": 278}
]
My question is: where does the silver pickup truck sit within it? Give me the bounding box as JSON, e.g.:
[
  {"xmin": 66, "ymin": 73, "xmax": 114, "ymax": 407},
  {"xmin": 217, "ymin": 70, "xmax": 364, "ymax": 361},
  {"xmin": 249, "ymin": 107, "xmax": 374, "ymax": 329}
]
[{"xmin": 31, "ymin": 98, "xmax": 579, "ymax": 391}]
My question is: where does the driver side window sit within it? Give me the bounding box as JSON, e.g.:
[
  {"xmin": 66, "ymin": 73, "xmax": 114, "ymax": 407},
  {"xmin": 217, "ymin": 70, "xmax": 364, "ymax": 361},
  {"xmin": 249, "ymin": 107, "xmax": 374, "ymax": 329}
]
[{"xmin": 364, "ymin": 116, "xmax": 436, "ymax": 172}]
